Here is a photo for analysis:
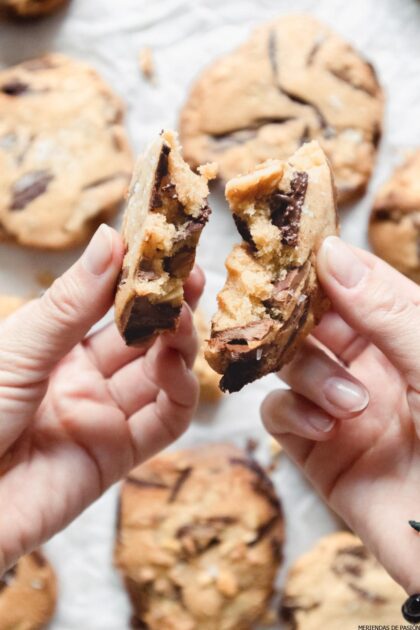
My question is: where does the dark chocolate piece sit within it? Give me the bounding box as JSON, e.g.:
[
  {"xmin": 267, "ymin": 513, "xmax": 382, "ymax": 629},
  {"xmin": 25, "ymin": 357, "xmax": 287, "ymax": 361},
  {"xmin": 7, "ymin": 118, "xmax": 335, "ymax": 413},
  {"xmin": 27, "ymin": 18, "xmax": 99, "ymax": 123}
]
[
  {"xmin": 248, "ymin": 514, "xmax": 280, "ymax": 547},
  {"xmin": 150, "ymin": 143, "xmax": 171, "ymax": 209},
  {"xmin": 168, "ymin": 467, "xmax": 192, "ymax": 503},
  {"xmin": 1, "ymin": 79, "xmax": 29, "ymax": 96},
  {"xmin": 122, "ymin": 296, "xmax": 180, "ymax": 346},
  {"xmin": 230, "ymin": 457, "xmax": 281, "ymax": 510},
  {"xmin": 126, "ymin": 476, "xmax": 169, "ymax": 490},
  {"xmin": 263, "ymin": 261, "xmax": 310, "ymax": 313},
  {"xmin": 373, "ymin": 208, "xmax": 392, "ymax": 222},
  {"xmin": 233, "ymin": 214, "xmax": 255, "ymax": 249},
  {"xmin": 163, "ymin": 247, "xmax": 195, "ymax": 278},
  {"xmin": 402, "ymin": 594, "xmax": 420, "ymax": 624},
  {"xmin": 269, "ymin": 172, "xmax": 308, "ymax": 247},
  {"xmin": 10, "ymin": 170, "xmax": 54, "ymax": 211}
]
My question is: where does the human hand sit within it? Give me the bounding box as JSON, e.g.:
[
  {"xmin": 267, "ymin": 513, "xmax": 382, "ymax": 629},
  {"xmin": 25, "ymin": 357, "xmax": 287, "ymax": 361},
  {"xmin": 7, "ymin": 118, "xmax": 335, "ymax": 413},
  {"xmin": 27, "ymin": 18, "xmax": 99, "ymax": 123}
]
[
  {"xmin": 261, "ymin": 236, "xmax": 420, "ymax": 598},
  {"xmin": 0, "ymin": 224, "xmax": 203, "ymax": 573}
]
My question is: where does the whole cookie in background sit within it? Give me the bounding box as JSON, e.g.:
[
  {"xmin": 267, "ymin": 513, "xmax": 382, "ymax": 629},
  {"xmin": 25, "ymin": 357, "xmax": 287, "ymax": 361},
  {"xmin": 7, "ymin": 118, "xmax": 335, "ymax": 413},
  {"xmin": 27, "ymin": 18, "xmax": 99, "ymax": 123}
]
[
  {"xmin": 0, "ymin": 550, "xmax": 57, "ymax": 629},
  {"xmin": 114, "ymin": 444, "xmax": 284, "ymax": 630},
  {"xmin": 369, "ymin": 150, "xmax": 420, "ymax": 283},
  {"xmin": 0, "ymin": 0, "xmax": 67, "ymax": 18},
  {"xmin": 281, "ymin": 532, "xmax": 406, "ymax": 629},
  {"xmin": 179, "ymin": 14, "xmax": 383, "ymax": 205},
  {"xmin": 0, "ymin": 54, "xmax": 133, "ymax": 250}
]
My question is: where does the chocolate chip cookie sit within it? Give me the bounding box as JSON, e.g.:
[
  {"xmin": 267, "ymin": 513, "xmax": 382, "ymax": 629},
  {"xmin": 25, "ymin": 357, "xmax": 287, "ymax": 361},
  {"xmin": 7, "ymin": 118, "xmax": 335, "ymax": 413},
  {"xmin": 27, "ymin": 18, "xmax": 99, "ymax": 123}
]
[
  {"xmin": 114, "ymin": 444, "xmax": 283, "ymax": 630},
  {"xmin": 114, "ymin": 130, "xmax": 214, "ymax": 346},
  {"xmin": 0, "ymin": 53, "xmax": 133, "ymax": 249},
  {"xmin": 369, "ymin": 150, "xmax": 420, "ymax": 283},
  {"xmin": 205, "ymin": 141, "xmax": 338, "ymax": 392},
  {"xmin": 179, "ymin": 14, "xmax": 383, "ymax": 205},
  {"xmin": 0, "ymin": 550, "xmax": 57, "ymax": 629},
  {"xmin": 0, "ymin": 294, "xmax": 26, "ymax": 318},
  {"xmin": 281, "ymin": 532, "xmax": 406, "ymax": 629},
  {"xmin": 0, "ymin": 0, "xmax": 67, "ymax": 18},
  {"xmin": 193, "ymin": 309, "xmax": 222, "ymax": 403}
]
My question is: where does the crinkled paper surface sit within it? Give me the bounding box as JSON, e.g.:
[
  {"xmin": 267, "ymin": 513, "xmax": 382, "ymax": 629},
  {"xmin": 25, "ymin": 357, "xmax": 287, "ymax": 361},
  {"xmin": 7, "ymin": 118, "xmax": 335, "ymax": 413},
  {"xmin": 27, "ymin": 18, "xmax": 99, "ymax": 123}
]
[{"xmin": 1, "ymin": 0, "xmax": 420, "ymax": 627}]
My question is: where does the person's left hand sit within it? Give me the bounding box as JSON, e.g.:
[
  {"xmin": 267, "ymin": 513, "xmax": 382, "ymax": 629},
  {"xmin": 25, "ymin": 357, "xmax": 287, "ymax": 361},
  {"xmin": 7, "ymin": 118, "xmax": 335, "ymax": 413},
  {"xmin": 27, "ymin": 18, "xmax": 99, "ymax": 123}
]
[{"xmin": 0, "ymin": 224, "xmax": 203, "ymax": 574}]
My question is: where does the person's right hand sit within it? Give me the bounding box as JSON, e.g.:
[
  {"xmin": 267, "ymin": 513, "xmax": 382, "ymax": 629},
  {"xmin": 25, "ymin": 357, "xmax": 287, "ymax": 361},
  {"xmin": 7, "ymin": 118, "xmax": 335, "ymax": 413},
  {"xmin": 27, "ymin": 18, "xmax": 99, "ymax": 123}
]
[
  {"xmin": 0, "ymin": 224, "xmax": 203, "ymax": 575},
  {"xmin": 261, "ymin": 236, "xmax": 420, "ymax": 597}
]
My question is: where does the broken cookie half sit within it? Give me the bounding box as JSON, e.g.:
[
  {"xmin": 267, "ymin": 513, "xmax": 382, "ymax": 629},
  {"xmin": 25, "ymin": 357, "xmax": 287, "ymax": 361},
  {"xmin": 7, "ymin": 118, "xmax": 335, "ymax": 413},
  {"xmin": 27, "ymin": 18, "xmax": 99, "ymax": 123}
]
[
  {"xmin": 115, "ymin": 131, "xmax": 215, "ymax": 345},
  {"xmin": 205, "ymin": 141, "xmax": 338, "ymax": 392}
]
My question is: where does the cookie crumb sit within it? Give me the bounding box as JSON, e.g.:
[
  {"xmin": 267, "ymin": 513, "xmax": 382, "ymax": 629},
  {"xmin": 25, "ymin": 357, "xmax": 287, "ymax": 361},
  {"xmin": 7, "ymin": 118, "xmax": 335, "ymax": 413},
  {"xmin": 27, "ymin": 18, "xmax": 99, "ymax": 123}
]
[
  {"xmin": 198, "ymin": 162, "xmax": 218, "ymax": 181},
  {"xmin": 139, "ymin": 47, "xmax": 155, "ymax": 81}
]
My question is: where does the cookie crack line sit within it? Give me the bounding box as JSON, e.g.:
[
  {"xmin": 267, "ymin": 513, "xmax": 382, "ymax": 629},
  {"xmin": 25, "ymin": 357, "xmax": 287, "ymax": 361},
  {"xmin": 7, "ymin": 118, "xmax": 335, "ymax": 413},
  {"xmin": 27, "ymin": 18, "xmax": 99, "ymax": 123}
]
[{"xmin": 268, "ymin": 29, "xmax": 332, "ymax": 133}]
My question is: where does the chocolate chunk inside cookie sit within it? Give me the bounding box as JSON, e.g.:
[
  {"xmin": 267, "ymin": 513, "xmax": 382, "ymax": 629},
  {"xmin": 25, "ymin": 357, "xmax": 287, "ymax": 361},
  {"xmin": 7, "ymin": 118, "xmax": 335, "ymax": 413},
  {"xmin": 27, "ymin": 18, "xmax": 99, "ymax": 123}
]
[
  {"xmin": 114, "ymin": 130, "xmax": 215, "ymax": 346},
  {"xmin": 205, "ymin": 141, "xmax": 338, "ymax": 392}
]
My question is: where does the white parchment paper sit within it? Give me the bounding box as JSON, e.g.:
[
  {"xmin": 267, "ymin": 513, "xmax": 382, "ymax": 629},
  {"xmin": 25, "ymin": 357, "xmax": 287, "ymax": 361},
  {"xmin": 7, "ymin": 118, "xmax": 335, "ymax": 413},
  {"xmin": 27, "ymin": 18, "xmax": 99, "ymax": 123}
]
[{"xmin": 1, "ymin": 0, "xmax": 420, "ymax": 627}]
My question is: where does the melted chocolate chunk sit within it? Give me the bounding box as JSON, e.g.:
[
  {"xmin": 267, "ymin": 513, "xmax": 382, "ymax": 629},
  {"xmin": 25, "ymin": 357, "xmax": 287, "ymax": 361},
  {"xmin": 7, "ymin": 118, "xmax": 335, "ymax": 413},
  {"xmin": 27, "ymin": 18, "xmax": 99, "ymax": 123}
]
[
  {"xmin": 264, "ymin": 261, "xmax": 310, "ymax": 313},
  {"xmin": 117, "ymin": 266, "xmax": 129, "ymax": 288},
  {"xmin": 213, "ymin": 320, "xmax": 272, "ymax": 348},
  {"xmin": 150, "ymin": 143, "xmax": 171, "ymax": 209},
  {"xmin": 372, "ymin": 123, "xmax": 382, "ymax": 148},
  {"xmin": 281, "ymin": 598, "xmax": 319, "ymax": 630},
  {"xmin": 1, "ymin": 79, "xmax": 29, "ymax": 96},
  {"xmin": 126, "ymin": 476, "xmax": 169, "ymax": 490},
  {"xmin": 233, "ymin": 214, "xmax": 255, "ymax": 250},
  {"xmin": 249, "ymin": 514, "xmax": 280, "ymax": 547},
  {"xmin": 0, "ymin": 566, "xmax": 16, "ymax": 593},
  {"xmin": 10, "ymin": 170, "xmax": 54, "ymax": 210},
  {"xmin": 168, "ymin": 467, "xmax": 192, "ymax": 503},
  {"xmin": 163, "ymin": 247, "xmax": 195, "ymax": 278},
  {"xmin": 122, "ymin": 296, "xmax": 180, "ymax": 346},
  {"xmin": 269, "ymin": 172, "xmax": 308, "ymax": 247},
  {"xmin": 373, "ymin": 208, "xmax": 392, "ymax": 222},
  {"xmin": 137, "ymin": 269, "xmax": 160, "ymax": 281}
]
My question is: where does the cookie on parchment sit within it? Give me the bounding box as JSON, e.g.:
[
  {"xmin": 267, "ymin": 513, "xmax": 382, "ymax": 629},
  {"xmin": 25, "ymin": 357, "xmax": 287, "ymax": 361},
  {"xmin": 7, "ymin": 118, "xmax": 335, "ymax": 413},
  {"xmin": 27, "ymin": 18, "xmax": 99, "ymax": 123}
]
[
  {"xmin": 114, "ymin": 130, "xmax": 214, "ymax": 346},
  {"xmin": 0, "ymin": 53, "xmax": 132, "ymax": 249},
  {"xmin": 0, "ymin": 0, "xmax": 67, "ymax": 17},
  {"xmin": 114, "ymin": 444, "xmax": 283, "ymax": 630},
  {"xmin": 281, "ymin": 531, "xmax": 406, "ymax": 629},
  {"xmin": 205, "ymin": 141, "xmax": 338, "ymax": 393},
  {"xmin": 369, "ymin": 150, "xmax": 420, "ymax": 283},
  {"xmin": 179, "ymin": 14, "xmax": 383, "ymax": 205},
  {"xmin": 0, "ymin": 550, "xmax": 57, "ymax": 629}
]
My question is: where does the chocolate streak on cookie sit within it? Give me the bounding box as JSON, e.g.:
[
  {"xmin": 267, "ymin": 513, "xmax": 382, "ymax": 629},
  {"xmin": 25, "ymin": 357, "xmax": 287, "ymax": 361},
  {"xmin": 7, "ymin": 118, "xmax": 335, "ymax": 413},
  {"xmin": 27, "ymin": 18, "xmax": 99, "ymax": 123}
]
[
  {"xmin": 230, "ymin": 457, "xmax": 281, "ymax": 510},
  {"xmin": 233, "ymin": 215, "xmax": 256, "ymax": 250},
  {"xmin": 269, "ymin": 172, "xmax": 308, "ymax": 247},
  {"xmin": 126, "ymin": 476, "xmax": 169, "ymax": 490},
  {"xmin": 328, "ymin": 67, "xmax": 378, "ymax": 97},
  {"xmin": 121, "ymin": 297, "xmax": 180, "ymax": 346},
  {"xmin": 249, "ymin": 514, "xmax": 280, "ymax": 547},
  {"xmin": 1, "ymin": 79, "xmax": 29, "ymax": 96},
  {"xmin": 268, "ymin": 30, "xmax": 278, "ymax": 78},
  {"xmin": 281, "ymin": 599, "xmax": 320, "ymax": 630},
  {"xmin": 168, "ymin": 467, "xmax": 192, "ymax": 503},
  {"xmin": 347, "ymin": 582, "xmax": 387, "ymax": 605},
  {"xmin": 82, "ymin": 172, "xmax": 130, "ymax": 190},
  {"xmin": 306, "ymin": 37, "xmax": 326, "ymax": 65},
  {"xmin": 209, "ymin": 118, "xmax": 296, "ymax": 151},
  {"xmin": 337, "ymin": 544, "xmax": 369, "ymax": 559},
  {"xmin": 10, "ymin": 170, "xmax": 54, "ymax": 210}
]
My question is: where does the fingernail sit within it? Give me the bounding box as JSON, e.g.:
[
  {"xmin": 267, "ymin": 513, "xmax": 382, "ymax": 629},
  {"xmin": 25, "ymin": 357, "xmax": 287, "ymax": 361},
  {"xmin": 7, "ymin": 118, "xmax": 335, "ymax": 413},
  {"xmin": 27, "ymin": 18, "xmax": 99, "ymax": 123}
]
[
  {"xmin": 308, "ymin": 411, "xmax": 335, "ymax": 433},
  {"xmin": 320, "ymin": 236, "xmax": 368, "ymax": 288},
  {"xmin": 81, "ymin": 224, "xmax": 114, "ymax": 276},
  {"xmin": 323, "ymin": 377, "xmax": 369, "ymax": 413}
]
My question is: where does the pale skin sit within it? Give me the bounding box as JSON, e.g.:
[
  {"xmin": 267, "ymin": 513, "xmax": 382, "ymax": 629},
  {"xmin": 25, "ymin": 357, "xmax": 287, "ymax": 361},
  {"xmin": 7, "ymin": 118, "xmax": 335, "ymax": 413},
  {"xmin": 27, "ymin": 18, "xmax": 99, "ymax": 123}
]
[
  {"xmin": 262, "ymin": 235, "xmax": 420, "ymax": 597},
  {"xmin": 1, "ymin": 228, "xmax": 419, "ymax": 604},
  {"xmin": 0, "ymin": 224, "xmax": 203, "ymax": 574}
]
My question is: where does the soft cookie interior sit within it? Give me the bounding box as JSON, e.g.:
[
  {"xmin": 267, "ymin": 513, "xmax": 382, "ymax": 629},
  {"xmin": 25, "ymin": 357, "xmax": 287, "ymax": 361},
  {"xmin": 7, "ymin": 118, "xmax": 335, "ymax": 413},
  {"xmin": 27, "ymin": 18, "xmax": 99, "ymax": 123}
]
[{"xmin": 206, "ymin": 141, "xmax": 337, "ymax": 392}]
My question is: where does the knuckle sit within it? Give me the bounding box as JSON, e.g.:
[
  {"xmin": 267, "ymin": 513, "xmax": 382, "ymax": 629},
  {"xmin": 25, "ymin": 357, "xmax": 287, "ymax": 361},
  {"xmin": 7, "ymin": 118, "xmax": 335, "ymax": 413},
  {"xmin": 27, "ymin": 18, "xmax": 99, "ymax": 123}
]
[
  {"xmin": 361, "ymin": 277, "xmax": 413, "ymax": 327},
  {"xmin": 42, "ymin": 274, "xmax": 82, "ymax": 326}
]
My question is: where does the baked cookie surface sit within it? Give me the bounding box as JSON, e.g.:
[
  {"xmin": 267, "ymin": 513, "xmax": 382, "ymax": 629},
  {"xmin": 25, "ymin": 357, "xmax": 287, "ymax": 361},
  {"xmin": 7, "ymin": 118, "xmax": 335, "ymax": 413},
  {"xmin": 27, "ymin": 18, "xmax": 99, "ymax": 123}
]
[
  {"xmin": 0, "ymin": 53, "xmax": 132, "ymax": 249},
  {"xmin": 179, "ymin": 14, "xmax": 383, "ymax": 205},
  {"xmin": 281, "ymin": 532, "xmax": 406, "ymax": 629},
  {"xmin": 193, "ymin": 309, "xmax": 222, "ymax": 403},
  {"xmin": 114, "ymin": 444, "xmax": 283, "ymax": 630},
  {"xmin": 369, "ymin": 150, "xmax": 420, "ymax": 283},
  {"xmin": 206, "ymin": 141, "xmax": 338, "ymax": 392},
  {"xmin": 0, "ymin": 550, "xmax": 57, "ymax": 629},
  {"xmin": 115, "ymin": 130, "xmax": 213, "ymax": 346},
  {"xmin": 0, "ymin": 0, "xmax": 67, "ymax": 17}
]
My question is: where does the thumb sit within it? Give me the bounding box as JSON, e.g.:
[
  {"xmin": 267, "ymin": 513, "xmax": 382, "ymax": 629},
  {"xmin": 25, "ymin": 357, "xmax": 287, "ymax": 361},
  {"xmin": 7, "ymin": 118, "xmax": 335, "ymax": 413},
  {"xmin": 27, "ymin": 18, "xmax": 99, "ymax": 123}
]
[
  {"xmin": 0, "ymin": 224, "xmax": 123, "ymax": 455},
  {"xmin": 317, "ymin": 236, "xmax": 420, "ymax": 388}
]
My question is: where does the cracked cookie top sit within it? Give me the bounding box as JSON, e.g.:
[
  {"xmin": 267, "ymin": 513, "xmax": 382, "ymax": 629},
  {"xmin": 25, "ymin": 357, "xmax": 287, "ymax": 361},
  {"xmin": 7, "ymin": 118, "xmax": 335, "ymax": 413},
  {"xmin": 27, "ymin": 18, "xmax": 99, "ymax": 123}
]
[
  {"xmin": 179, "ymin": 14, "xmax": 383, "ymax": 205},
  {"xmin": 0, "ymin": 53, "xmax": 133, "ymax": 249},
  {"xmin": 114, "ymin": 444, "xmax": 283, "ymax": 630},
  {"xmin": 281, "ymin": 532, "xmax": 406, "ymax": 629}
]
